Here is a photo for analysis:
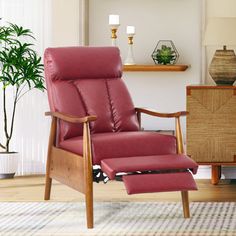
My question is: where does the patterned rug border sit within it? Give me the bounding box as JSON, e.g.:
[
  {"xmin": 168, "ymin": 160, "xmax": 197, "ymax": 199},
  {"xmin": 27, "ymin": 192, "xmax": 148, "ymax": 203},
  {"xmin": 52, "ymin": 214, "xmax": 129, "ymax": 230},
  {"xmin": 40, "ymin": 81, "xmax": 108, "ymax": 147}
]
[{"xmin": 0, "ymin": 202, "xmax": 236, "ymax": 236}]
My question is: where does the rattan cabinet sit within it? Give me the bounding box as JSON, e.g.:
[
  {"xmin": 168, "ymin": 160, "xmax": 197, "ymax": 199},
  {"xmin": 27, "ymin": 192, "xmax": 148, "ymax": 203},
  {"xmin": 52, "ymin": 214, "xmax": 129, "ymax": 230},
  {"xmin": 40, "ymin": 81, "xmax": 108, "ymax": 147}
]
[{"xmin": 186, "ymin": 85, "xmax": 236, "ymax": 184}]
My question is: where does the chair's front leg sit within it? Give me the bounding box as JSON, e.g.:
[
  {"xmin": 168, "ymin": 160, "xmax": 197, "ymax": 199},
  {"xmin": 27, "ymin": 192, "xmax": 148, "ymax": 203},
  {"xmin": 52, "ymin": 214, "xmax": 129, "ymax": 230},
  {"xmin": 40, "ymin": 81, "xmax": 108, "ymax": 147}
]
[
  {"xmin": 175, "ymin": 117, "xmax": 190, "ymax": 218},
  {"xmin": 181, "ymin": 191, "xmax": 190, "ymax": 218},
  {"xmin": 44, "ymin": 116, "xmax": 57, "ymax": 200},
  {"xmin": 83, "ymin": 122, "xmax": 94, "ymax": 229}
]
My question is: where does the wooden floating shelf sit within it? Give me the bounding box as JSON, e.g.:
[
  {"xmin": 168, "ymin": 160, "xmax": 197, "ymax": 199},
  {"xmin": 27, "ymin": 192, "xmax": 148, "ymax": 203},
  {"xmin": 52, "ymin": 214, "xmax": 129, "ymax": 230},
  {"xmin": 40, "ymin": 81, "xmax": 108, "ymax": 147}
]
[{"xmin": 123, "ymin": 64, "xmax": 189, "ymax": 72}]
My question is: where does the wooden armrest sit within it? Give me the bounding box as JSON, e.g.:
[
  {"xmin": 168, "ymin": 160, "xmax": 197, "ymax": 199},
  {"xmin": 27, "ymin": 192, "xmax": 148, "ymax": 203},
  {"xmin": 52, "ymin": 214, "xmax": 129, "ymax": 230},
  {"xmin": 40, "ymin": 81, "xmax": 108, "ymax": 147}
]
[
  {"xmin": 135, "ymin": 107, "xmax": 188, "ymax": 118},
  {"xmin": 135, "ymin": 107, "xmax": 186, "ymax": 154},
  {"xmin": 45, "ymin": 111, "xmax": 97, "ymax": 123}
]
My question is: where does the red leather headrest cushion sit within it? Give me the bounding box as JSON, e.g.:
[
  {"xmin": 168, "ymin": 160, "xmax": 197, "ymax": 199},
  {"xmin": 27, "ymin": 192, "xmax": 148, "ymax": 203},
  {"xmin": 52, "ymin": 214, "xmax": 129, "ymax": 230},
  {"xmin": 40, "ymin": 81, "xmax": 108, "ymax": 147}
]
[{"xmin": 44, "ymin": 46, "xmax": 122, "ymax": 80}]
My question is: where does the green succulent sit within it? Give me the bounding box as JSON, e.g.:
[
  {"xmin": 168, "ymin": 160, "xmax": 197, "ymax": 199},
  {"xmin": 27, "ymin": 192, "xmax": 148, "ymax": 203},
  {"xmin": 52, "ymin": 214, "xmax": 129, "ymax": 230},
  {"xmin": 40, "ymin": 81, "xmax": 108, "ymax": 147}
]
[{"xmin": 153, "ymin": 45, "xmax": 176, "ymax": 65}]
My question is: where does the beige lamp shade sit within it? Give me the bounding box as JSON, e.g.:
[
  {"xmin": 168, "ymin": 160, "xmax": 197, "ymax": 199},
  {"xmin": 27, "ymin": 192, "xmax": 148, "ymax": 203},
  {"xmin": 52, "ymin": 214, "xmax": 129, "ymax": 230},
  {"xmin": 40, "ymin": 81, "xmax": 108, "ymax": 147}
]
[
  {"xmin": 204, "ymin": 17, "xmax": 236, "ymax": 46},
  {"xmin": 207, "ymin": 0, "xmax": 236, "ymax": 17}
]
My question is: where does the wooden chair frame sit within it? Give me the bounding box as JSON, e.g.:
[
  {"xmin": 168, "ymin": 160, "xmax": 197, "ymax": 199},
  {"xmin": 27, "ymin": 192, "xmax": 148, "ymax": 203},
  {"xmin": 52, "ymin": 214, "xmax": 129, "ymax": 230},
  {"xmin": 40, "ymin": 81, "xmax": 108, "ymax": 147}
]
[{"xmin": 44, "ymin": 108, "xmax": 189, "ymax": 228}]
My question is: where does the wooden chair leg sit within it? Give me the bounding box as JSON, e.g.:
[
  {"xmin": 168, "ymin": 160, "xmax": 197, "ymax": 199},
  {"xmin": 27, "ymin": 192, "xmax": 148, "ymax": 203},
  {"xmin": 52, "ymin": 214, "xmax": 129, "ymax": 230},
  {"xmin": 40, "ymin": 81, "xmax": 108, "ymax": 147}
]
[
  {"xmin": 83, "ymin": 122, "xmax": 94, "ymax": 228},
  {"xmin": 44, "ymin": 117, "xmax": 57, "ymax": 201},
  {"xmin": 85, "ymin": 188, "xmax": 94, "ymax": 228},
  {"xmin": 181, "ymin": 191, "xmax": 190, "ymax": 218},
  {"xmin": 44, "ymin": 148, "xmax": 52, "ymax": 200},
  {"xmin": 44, "ymin": 175, "xmax": 52, "ymax": 200}
]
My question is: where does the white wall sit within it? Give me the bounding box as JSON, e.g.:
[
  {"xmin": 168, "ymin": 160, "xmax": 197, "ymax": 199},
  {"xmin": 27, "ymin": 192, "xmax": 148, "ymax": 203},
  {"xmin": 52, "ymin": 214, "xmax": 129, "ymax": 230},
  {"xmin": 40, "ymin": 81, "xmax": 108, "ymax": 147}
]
[
  {"xmin": 51, "ymin": 0, "xmax": 80, "ymax": 46},
  {"xmin": 89, "ymin": 0, "xmax": 202, "ymax": 133}
]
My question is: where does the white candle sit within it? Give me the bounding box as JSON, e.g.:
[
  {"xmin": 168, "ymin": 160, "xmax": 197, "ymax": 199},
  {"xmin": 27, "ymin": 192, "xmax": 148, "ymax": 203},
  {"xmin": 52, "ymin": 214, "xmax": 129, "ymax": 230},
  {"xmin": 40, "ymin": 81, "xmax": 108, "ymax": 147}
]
[
  {"xmin": 127, "ymin": 26, "xmax": 135, "ymax": 34},
  {"xmin": 109, "ymin": 15, "xmax": 119, "ymax": 25}
]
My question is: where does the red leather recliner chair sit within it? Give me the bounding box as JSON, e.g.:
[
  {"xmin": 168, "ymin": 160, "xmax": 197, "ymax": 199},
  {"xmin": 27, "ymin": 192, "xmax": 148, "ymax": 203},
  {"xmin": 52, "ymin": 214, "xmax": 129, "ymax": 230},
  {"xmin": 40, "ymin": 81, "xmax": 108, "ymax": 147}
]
[{"xmin": 44, "ymin": 46, "xmax": 198, "ymax": 228}]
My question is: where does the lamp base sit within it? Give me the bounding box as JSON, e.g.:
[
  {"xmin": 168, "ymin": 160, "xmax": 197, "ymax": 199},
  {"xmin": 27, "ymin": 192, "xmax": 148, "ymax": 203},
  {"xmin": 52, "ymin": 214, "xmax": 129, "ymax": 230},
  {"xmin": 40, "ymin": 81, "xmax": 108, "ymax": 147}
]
[
  {"xmin": 213, "ymin": 80, "xmax": 235, "ymax": 86},
  {"xmin": 209, "ymin": 49, "xmax": 236, "ymax": 86}
]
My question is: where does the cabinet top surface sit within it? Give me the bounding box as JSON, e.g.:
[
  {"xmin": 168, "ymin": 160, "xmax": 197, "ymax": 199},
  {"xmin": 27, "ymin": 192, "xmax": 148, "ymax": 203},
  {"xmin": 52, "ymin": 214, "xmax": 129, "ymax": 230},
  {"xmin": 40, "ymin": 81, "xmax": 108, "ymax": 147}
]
[{"xmin": 187, "ymin": 85, "xmax": 236, "ymax": 89}]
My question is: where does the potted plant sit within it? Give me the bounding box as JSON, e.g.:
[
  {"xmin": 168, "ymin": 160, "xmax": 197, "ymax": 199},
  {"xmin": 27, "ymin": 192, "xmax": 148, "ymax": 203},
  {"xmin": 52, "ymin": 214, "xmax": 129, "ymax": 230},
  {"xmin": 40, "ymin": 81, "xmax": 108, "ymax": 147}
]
[
  {"xmin": 0, "ymin": 23, "xmax": 45, "ymax": 178},
  {"xmin": 151, "ymin": 40, "xmax": 179, "ymax": 65},
  {"xmin": 153, "ymin": 45, "xmax": 176, "ymax": 65}
]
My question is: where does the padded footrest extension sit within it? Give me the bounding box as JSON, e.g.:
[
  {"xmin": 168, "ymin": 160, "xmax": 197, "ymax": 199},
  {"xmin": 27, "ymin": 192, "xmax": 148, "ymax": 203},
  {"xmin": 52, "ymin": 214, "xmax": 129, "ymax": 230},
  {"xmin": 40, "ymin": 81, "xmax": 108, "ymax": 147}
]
[
  {"xmin": 101, "ymin": 154, "xmax": 198, "ymax": 180},
  {"xmin": 123, "ymin": 172, "xmax": 197, "ymax": 195}
]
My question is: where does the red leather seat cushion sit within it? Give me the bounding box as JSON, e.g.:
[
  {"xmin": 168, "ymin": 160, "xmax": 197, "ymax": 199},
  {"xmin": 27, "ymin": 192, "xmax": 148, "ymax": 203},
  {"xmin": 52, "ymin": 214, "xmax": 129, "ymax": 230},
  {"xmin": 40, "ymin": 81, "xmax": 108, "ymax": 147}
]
[
  {"xmin": 59, "ymin": 131, "xmax": 177, "ymax": 164},
  {"xmin": 101, "ymin": 154, "xmax": 198, "ymax": 180},
  {"xmin": 123, "ymin": 172, "xmax": 198, "ymax": 194}
]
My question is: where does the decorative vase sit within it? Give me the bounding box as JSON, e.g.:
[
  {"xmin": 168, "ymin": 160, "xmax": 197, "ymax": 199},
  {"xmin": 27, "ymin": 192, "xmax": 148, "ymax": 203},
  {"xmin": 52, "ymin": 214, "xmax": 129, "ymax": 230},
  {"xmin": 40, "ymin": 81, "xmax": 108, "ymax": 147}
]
[
  {"xmin": 0, "ymin": 152, "xmax": 19, "ymax": 179},
  {"xmin": 209, "ymin": 49, "xmax": 236, "ymax": 86}
]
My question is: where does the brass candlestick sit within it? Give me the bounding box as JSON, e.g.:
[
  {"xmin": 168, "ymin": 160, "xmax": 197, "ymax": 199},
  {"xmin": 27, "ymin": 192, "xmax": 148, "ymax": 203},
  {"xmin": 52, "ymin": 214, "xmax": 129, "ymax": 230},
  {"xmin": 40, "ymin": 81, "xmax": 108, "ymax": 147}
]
[
  {"xmin": 110, "ymin": 25, "xmax": 119, "ymax": 46},
  {"xmin": 128, "ymin": 36, "xmax": 134, "ymax": 45},
  {"xmin": 111, "ymin": 28, "xmax": 117, "ymax": 39}
]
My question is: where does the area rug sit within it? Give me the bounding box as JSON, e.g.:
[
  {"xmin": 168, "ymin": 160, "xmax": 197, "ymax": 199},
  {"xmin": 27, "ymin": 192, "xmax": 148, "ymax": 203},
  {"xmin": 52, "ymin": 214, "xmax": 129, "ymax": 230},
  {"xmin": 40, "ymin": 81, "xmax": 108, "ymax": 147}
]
[{"xmin": 0, "ymin": 202, "xmax": 236, "ymax": 236}]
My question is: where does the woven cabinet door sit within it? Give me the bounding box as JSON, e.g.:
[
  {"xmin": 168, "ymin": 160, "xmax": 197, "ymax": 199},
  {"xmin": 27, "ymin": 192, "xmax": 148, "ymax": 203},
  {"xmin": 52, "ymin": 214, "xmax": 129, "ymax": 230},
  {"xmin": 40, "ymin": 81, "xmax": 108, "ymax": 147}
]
[{"xmin": 186, "ymin": 86, "xmax": 236, "ymax": 163}]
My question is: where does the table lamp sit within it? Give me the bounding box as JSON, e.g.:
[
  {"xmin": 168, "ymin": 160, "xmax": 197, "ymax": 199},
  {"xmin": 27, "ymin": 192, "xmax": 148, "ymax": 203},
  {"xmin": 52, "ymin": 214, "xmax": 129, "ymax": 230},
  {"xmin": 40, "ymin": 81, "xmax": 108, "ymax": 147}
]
[{"xmin": 204, "ymin": 17, "xmax": 236, "ymax": 85}]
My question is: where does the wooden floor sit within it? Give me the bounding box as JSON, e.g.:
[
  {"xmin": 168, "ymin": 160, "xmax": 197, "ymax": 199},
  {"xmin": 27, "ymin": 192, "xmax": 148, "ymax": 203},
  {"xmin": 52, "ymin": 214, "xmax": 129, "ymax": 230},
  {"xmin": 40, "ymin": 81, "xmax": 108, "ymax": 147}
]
[{"xmin": 0, "ymin": 176, "xmax": 236, "ymax": 202}]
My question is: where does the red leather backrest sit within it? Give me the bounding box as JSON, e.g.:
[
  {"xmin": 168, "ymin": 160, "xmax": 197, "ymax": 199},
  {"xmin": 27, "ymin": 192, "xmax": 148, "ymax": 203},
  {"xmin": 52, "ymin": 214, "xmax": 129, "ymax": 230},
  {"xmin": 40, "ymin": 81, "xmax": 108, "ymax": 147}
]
[{"xmin": 44, "ymin": 47, "xmax": 139, "ymax": 140}]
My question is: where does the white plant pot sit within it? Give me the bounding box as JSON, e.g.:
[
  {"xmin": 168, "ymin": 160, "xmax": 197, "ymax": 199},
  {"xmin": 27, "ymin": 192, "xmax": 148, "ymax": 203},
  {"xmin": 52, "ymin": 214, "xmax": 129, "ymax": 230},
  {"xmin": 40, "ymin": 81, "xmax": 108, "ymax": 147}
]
[{"xmin": 0, "ymin": 152, "xmax": 19, "ymax": 179}]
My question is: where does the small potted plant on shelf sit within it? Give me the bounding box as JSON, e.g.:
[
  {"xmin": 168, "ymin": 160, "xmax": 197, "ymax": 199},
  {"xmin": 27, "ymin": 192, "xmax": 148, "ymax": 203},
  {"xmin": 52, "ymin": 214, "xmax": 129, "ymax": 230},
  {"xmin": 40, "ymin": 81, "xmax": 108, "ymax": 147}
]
[
  {"xmin": 151, "ymin": 40, "xmax": 179, "ymax": 65},
  {"xmin": 0, "ymin": 22, "xmax": 45, "ymax": 178}
]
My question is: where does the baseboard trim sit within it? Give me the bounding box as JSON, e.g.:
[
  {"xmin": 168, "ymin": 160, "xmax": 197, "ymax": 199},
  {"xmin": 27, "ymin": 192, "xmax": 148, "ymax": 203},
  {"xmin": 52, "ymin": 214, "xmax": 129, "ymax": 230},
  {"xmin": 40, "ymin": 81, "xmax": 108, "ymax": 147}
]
[{"xmin": 194, "ymin": 166, "xmax": 236, "ymax": 179}]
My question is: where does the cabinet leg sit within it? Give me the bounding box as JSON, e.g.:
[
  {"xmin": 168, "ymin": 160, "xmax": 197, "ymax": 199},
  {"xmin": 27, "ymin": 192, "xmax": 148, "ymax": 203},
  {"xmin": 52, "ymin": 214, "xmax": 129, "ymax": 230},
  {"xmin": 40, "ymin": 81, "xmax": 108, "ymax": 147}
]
[
  {"xmin": 211, "ymin": 165, "xmax": 221, "ymax": 185},
  {"xmin": 218, "ymin": 166, "xmax": 222, "ymax": 180}
]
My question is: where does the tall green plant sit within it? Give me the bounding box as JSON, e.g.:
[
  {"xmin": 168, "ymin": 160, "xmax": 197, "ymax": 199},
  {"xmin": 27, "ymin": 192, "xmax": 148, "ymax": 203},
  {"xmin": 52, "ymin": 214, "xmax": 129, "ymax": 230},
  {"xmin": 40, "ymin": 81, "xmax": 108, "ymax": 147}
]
[{"xmin": 0, "ymin": 23, "xmax": 45, "ymax": 152}]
